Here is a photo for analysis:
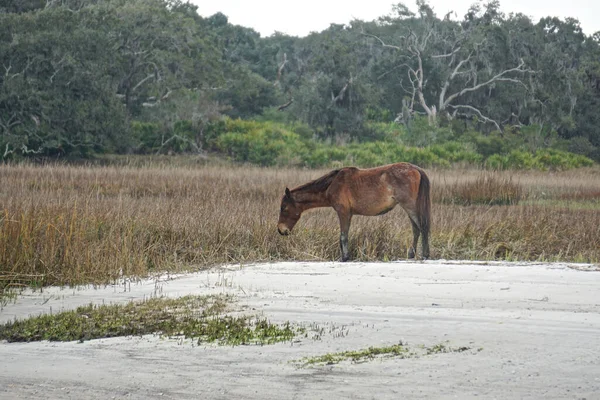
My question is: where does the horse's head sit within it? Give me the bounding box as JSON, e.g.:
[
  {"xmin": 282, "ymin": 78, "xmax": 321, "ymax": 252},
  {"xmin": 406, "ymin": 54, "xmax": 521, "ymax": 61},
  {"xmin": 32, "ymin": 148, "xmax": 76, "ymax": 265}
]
[{"xmin": 278, "ymin": 188, "xmax": 302, "ymax": 235}]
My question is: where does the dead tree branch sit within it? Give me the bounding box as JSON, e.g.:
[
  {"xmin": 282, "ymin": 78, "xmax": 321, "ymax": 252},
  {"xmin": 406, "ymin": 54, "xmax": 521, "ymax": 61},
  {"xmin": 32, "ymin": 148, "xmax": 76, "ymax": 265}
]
[{"xmin": 447, "ymin": 104, "xmax": 502, "ymax": 131}]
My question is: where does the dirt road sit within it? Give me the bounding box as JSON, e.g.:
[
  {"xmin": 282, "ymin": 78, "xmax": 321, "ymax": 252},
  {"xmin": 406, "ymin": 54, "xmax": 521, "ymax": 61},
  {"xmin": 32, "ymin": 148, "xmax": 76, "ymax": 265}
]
[{"xmin": 1, "ymin": 260, "xmax": 599, "ymax": 399}]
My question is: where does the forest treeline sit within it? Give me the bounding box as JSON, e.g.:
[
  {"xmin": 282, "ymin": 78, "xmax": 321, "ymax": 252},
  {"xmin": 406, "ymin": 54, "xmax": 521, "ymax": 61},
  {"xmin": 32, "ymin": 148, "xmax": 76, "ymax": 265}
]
[{"xmin": 1, "ymin": 0, "xmax": 599, "ymax": 168}]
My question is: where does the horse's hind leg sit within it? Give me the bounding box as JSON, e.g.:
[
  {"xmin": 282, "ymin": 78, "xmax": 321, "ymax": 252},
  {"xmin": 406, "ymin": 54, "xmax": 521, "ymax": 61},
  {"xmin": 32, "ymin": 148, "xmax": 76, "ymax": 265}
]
[
  {"xmin": 408, "ymin": 219, "xmax": 420, "ymax": 259},
  {"xmin": 421, "ymin": 223, "xmax": 430, "ymax": 259}
]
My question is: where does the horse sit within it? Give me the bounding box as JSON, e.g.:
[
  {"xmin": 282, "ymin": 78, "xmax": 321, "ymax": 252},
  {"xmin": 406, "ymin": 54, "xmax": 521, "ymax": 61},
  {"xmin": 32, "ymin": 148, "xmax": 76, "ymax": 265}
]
[{"xmin": 277, "ymin": 162, "xmax": 431, "ymax": 261}]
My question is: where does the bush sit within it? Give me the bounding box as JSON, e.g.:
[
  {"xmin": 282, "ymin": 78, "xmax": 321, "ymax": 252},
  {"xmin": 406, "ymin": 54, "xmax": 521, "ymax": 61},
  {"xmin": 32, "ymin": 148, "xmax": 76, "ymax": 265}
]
[
  {"xmin": 215, "ymin": 119, "xmax": 309, "ymax": 166},
  {"xmin": 430, "ymin": 142, "xmax": 482, "ymax": 164},
  {"xmin": 534, "ymin": 149, "xmax": 594, "ymax": 170},
  {"xmin": 180, "ymin": 116, "xmax": 595, "ymax": 171},
  {"xmin": 404, "ymin": 116, "xmax": 455, "ymax": 146},
  {"xmin": 305, "ymin": 146, "xmax": 348, "ymax": 168},
  {"xmin": 131, "ymin": 121, "xmax": 162, "ymax": 154},
  {"xmin": 485, "ymin": 149, "xmax": 593, "ymax": 170},
  {"xmin": 567, "ymin": 136, "xmax": 595, "ymax": 157},
  {"xmin": 473, "ymin": 134, "xmax": 508, "ymax": 158}
]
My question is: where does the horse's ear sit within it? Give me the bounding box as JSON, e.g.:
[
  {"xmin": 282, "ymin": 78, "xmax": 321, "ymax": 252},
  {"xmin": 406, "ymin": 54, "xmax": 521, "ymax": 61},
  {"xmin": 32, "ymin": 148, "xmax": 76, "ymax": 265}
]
[{"xmin": 285, "ymin": 188, "xmax": 291, "ymax": 198}]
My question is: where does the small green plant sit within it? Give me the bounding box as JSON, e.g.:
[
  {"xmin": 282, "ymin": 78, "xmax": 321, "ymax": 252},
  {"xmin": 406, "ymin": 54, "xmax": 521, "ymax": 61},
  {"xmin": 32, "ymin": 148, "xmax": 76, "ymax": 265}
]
[
  {"xmin": 299, "ymin": 343, "xmax": 412, "ymax": 365},
  {"xmin": 0, "ymin": 288, "xmax": 18, "ymax": 310},
  {"xmin": 0, "ymin": 295, "xmax": 301, "ymax": 345},
  {"xmin": 297, "ymin": 341, "xmax": 473, "ymax": 367},
  {"xmin": 425, "ymin": 343, "xmax": 471, "ymax": 355}
]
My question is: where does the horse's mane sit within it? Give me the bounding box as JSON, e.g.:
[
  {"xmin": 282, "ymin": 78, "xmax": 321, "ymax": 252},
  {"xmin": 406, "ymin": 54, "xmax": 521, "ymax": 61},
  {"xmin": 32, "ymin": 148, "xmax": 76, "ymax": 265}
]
[{"xmin": 293, "ymin": 169, "xmax": 341, "ymax": 194}]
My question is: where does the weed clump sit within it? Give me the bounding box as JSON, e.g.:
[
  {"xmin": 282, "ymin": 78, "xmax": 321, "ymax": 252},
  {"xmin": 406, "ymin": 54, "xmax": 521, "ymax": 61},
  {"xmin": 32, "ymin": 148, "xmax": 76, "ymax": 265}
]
[
  {"xmin": 297, "ymin": 341, "xmax": 473, "ymax": 366},
  {"xmin": 0, "ymin": 295, "xmax": 300, "ymax": 345}
]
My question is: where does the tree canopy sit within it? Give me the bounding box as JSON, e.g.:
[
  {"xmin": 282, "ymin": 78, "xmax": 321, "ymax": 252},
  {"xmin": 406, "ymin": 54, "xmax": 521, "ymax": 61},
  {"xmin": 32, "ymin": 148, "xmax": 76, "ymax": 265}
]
[{"xmin": 1, "ymin": 0, "xmax": 599, "ymax": 162}]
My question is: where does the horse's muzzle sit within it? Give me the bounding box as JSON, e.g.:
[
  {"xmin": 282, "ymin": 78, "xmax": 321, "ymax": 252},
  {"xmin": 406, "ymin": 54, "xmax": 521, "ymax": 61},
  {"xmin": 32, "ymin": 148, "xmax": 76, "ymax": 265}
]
[{"xmin": 277, "ymin": 225, "xmax": 290, "ymax": 236}]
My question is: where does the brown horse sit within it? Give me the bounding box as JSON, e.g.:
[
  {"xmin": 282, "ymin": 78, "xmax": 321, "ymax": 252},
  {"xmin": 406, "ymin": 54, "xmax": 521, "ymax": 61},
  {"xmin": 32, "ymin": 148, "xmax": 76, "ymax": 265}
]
[{"xmin": 277, "ymin": 162, "xmax": 431, "ymax": 261}]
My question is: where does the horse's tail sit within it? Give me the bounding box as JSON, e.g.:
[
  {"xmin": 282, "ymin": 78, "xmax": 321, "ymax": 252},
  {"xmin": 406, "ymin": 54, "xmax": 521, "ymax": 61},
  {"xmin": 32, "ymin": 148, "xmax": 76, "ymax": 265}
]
[{"xmin": 416, "ymin": 167, "xmax": 431, "ymax": 240}]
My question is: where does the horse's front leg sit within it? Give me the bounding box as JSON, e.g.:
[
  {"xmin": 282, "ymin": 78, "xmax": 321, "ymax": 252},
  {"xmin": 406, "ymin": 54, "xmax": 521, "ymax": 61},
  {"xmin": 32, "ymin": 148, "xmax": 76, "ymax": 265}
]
[{"xmin": 337, "ymin": 211, "xmax": 352, "ymax": 262}]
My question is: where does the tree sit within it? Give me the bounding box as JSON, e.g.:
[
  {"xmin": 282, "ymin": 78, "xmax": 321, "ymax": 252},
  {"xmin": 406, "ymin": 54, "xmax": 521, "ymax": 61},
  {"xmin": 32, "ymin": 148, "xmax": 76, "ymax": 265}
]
[
  {"xmin": 0, "ymin": 6, "xmax": 127, "ymax": 157},
  {"xmin": 365, "ymin": 1, "xmax": 535, "ymax": 131}
]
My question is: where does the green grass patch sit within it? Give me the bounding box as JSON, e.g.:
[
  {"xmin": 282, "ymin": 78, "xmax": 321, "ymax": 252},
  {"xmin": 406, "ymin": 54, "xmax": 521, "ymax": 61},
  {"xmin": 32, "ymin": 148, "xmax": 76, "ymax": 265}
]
[
  {"xmin": 424, "ymin": 343, "xmax": 472, "ymax": 355},
  {"xmin": 296, "ymin": 341, "xmax": 473, "ymax": 366},
  {"xmin": 301, "ymin": 343, "xmax": 412, "ymax": 365},
  {"xmin": 0, "ymin": 295, "xmax": 301, "ymax": 345},
  {"xmin": 520, "ymin": 199, "xmax": 600, "ymax": 210}
]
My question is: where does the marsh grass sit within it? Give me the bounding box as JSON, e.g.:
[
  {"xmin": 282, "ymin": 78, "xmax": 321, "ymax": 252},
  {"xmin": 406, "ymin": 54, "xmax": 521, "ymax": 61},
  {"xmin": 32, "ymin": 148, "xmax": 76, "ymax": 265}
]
[
  {"xmin": 439, "ymin": 173, "xmax": 523, "ymax": 206},
  {"xmin": 1, "ymin": 162, "xmax": 599, "ymax": 292},
  {"xmin": 0, "ymin": 294, "xmax": 300, "ymax": 344}
]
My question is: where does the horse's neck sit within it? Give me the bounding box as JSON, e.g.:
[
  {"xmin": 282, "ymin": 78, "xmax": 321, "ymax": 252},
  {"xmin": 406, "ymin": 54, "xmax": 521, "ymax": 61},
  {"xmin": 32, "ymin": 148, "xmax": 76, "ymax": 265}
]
[{"xmin": 293, "ymin": 189, "xmax": 329, "ymax": 209}]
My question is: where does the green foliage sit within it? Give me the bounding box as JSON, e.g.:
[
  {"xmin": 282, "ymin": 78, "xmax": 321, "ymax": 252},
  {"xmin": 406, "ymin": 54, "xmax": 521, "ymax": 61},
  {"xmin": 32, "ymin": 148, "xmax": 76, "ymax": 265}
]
[
  {"xmin": 568, "ymin": 136, "xmax": 597, "ymax": 158},
  {"xmin": 296, "ymin": 341, "xmax": 472, "ymax": 366},
  {"xmin": 0, "ymin": 0, "xmax": 598, "ymax": 167},
  {"xmin": 403, "ymin": 116, "xmax": 455, "ymax": 146},
  {"xmin": 486, "ymin": 149, "xmax": 593, "ymax": 170},
  {"xmin": 215, "ymin": 119, "xmax": 309, "ymax": 166},
  {"xmin": 131, "ymin": 121, "xmax": 162, "ymax": 154},
  {"xmin": 472, "ymin": 133, "xmax": 509, "ymax": 158},
  {"xmin": 202, "ymin": 116, "xmax": 591, "ymax": 170},
  {"xmin": 0, "ymin": 294, "xmax": 301, "ymax": 345}
]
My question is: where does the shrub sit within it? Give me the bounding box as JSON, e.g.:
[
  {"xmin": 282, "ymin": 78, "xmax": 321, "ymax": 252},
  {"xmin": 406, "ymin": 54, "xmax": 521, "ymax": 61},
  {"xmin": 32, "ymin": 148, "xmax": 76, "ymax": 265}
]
[
  {"xmin": 404, "ymin": 116, "xmax": 454, "ymax": 146},
  {"xmin": 430, "ymin": 142, "xmax": 482, "ymax": 164},
  {"xmin": 568, "ymin": 136, "xmax": 595, "ymax": 157},
  {"xmin": 305, "ymin": 146, "xmax": 348, "ymax": 168},
  {"xmin": 215, "ymin": 120, "xmax": 309, "ymax": 166},
  {"xmin": 473, "ymin": 134, "xmax": 508, "ymax": 158},
  {"xmin": 485, "ymin": 149, "xmax": 593, "ymax": 171},
  {"xmin": 131, "ymin": 121, "xmax": 162, "ymax": 154},
  {"xmin": 347, "ymin": 148, "xmax": 384, "ymax": 167},
  {"xmin": 534, "ymin": 149, "xmax": 594, "ymax": 170}
]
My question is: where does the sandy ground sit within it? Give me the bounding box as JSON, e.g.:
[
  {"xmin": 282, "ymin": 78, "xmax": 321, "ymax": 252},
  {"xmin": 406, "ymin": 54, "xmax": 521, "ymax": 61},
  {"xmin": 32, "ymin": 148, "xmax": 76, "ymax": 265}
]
[{"xmin": 1, "ymin": 260, "xmax": 599, "ymax": 400}]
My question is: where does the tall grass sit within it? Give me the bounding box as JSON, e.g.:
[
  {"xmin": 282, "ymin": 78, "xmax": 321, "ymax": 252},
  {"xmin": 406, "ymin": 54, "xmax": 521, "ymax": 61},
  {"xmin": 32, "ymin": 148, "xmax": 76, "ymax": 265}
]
[
  {"xmin": 1, "ymin": 162, "xmax": 599, "ymax": 291},
  {"xmin": 437, "ymin": 173, "xmax": 523, "ymax": 206}
]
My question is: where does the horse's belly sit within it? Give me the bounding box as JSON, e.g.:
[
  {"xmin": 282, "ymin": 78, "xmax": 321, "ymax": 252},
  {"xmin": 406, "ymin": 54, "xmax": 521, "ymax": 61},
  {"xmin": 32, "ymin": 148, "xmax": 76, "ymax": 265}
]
[
  {"xmin": 375, "ymin": 205, "xmax": 395, "ymax": 216},
  {"xmin": 353, "ymin": 199, "xmax": 397, "ymax": 216}
]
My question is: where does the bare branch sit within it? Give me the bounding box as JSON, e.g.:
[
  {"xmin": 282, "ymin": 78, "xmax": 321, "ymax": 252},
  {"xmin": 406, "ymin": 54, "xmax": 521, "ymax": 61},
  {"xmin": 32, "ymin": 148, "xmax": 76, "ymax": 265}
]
[
  {"xmin": 156, "ymin": 134, "xmax": 200, "ymax": 155},
  {"xmin": 277, "ymin": 98, "xmax": 294, "ymax": 111},
  {"xmin": 331, "ymin": 76, "xmax": 354, "ymax": 104},
  {"xmin": 438, "ymin": 52, "xmax": 473, "ymax": 110},
  {"xmin": 3, "ymin": 143, "xmax": 14, "ymax": 158},
  {"xmin": 431, "ymin": 46, "xmax": 462, "ymax": 59},
  {"xmin": 442, "ymin": 61, "xmax": 535, "ymax": 109},
  {"xmin": 49, "ymin": 54, "xmax": 68, "ymax": 83},
  {"xmin": 361, "ymin": 32, "xmax": 402, "ymax": 51},
  {"xmin": 274, "ymin": 53, "xmax": 288, "ymax": 87},
  {"xmin": 133, "ymin": 73, "xmax": 156, "ymax": 93},
  {"xmin": 447, "ymin": 104, "xmax": 502, "ymax": 131}
]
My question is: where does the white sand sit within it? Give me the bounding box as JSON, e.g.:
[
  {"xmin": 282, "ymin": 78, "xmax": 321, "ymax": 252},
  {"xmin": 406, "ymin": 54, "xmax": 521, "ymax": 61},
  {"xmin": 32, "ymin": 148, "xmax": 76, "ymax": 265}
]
[{"xmin": 1, "ymin": 260, "xmax": 599, "ymax": 399}]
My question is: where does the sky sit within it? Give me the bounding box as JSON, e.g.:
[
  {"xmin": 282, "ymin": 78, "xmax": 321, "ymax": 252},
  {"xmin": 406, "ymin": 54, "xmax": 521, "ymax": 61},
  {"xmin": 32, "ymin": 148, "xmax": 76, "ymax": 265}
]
[{"xmin": 192, "ymin": 0, "xmax": 599, "ymax": 37}]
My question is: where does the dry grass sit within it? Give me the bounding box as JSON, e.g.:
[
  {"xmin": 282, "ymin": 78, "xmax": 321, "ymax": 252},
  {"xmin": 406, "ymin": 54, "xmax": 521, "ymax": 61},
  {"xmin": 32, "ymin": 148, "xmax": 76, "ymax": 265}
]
[
  {"xmin": 1, "ymin": 161, "xmax": 599, "ymax": 291},
  {"xmin": 437, "ymin": 173, "xmax": 523, "ymax": 206}
]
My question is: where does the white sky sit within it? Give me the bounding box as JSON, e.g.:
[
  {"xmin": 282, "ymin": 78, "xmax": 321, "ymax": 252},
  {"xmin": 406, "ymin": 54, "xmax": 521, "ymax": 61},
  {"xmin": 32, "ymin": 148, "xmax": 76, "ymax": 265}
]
[{"xmin": 192, "ymin": 0, "xmax": 599, "ymax": 37}]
